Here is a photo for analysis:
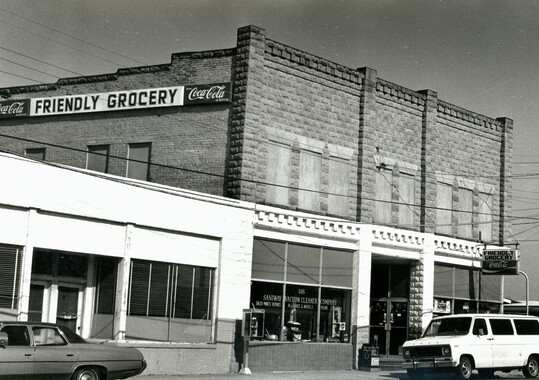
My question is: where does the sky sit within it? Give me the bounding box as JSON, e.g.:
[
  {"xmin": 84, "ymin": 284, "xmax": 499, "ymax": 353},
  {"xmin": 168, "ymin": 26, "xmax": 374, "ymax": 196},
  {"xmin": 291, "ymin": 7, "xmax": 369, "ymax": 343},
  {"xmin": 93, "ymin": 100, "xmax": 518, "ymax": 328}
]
[{"xmin": 0, "ymin": 0, "xmax": 538, "ymax": 301}]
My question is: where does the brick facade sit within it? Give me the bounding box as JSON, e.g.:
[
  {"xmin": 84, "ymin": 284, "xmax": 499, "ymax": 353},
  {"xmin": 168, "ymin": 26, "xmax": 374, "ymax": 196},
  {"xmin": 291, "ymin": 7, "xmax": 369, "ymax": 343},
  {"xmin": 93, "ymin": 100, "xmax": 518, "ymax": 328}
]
[{"xmin": 0, "ymin": 24, "xmax": 513, "ymax": 373}]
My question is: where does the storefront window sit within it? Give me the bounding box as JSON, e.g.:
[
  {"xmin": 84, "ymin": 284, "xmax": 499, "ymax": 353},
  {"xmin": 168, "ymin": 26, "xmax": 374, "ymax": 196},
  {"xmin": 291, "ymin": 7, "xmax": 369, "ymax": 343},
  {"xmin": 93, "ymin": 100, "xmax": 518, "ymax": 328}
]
[
  {"xmin": 250, "ymin": 238, "xmax": 353, "ymax": 343},
  {"xmin": 434, "ymin": 264, "xmax": 501, "ymax": 315}
]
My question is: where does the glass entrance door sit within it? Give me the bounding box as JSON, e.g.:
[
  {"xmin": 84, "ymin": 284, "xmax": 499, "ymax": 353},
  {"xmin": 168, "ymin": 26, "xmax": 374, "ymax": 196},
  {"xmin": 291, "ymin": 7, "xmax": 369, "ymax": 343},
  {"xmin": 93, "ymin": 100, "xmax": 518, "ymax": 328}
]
[
  {"xmin": 28, "ymin": 282, "xmax": 83, "ymax": 333},
  {"xmin": 370, "ymin": 299, "xmax": 408, "ymax": 356},
  {"xmin": 56, "ymin": 286, "xmax": 81, "ymax": 332}
]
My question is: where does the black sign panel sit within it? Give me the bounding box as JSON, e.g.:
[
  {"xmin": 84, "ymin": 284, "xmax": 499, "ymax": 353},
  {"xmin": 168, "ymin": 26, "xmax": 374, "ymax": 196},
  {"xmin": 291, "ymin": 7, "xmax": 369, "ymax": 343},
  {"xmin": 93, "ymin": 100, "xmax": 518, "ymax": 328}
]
[
  {"xmin": 183, "ymin": 83, "xmax": 231, "ymax": 105},
  {"xmin": 0, "ymin": 99, "xmax": 30, "ymax": 118}
]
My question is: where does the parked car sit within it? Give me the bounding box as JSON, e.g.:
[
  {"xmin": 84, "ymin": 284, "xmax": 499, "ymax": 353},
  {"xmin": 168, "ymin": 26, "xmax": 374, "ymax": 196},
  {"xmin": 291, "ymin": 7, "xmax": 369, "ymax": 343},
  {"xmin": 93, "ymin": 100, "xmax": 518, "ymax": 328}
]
[
  {"xmin": 0, "ymin": 321, "xmax": 146, "ymax": 379},
  {"xmin": 402, "ymin": 313, "xmax": 539, "ymax": 379}
]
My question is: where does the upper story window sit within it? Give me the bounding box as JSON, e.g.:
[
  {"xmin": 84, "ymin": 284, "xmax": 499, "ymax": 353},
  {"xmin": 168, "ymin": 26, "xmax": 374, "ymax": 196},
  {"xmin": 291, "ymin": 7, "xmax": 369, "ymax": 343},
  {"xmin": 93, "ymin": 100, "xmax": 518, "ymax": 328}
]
[
  {"xmin": 265, "ymin": 142, "xmax": 291, "ymax": 206},
  {"xmin": 436, "ymin": 174, "xmax": 495, "ymax": 242},
  {"xmin": 299, "ymin": 150, "xmax": 322, "ymax": 212},
  {"xmin": 374, "ymin": 169, "xmax": 392, "ymax": 225},
  {"xmin": 328, "ymin": 157, "xmax": 350, "ymax": 216},
  {"xmin": 127, "ymin": 142, "xmax": 151, "ymax": 181},
  {"xmin": 25, "ymin": 147, "xmax": 46, "ymax": 161},
  {"xmin": 87, "ymin": 144, "xmax": 109, "ymax": 173}
]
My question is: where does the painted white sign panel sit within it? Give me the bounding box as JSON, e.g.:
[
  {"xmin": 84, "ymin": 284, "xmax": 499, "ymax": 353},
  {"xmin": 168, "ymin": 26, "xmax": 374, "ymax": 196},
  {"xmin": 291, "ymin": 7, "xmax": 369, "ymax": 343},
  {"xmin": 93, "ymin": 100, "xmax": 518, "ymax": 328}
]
[{"xmin": 30, "ymin": 86, "xmax": 184, "ymax": 116}]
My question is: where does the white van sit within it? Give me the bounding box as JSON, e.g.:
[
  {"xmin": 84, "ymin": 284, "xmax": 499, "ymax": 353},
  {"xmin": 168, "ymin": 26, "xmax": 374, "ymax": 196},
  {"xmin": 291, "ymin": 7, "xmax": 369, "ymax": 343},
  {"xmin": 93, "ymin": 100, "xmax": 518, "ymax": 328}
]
[{"xmin": 402, "ymin": 314, "xmax": 539, "ymax": 379}]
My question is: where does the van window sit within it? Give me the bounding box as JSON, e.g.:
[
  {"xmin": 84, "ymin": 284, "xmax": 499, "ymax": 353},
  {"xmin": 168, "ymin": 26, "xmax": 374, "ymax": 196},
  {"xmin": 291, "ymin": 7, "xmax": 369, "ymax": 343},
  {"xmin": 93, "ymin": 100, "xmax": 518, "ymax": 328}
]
[
  {"xmin": 514, "ymin": 319, "xmax": 539, "ymax": 335},
  {"xmin": 489, "ymin": 319, "xmax": 514, "ymax": 335},
  {"xmin": 472, "ymin": 318, "xmax": 488, "ymax": 335},
  {"xmin": 423, "ymin": 317, "xmax": 471, "ymax": 337}
]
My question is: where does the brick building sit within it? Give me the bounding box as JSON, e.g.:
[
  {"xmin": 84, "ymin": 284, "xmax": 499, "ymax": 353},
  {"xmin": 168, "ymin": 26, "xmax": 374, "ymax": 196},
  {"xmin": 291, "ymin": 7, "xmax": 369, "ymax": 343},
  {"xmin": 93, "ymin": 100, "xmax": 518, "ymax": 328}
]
[{"xmin": 0, "ymin": 25, "xmax": 514, "ymax": 373}]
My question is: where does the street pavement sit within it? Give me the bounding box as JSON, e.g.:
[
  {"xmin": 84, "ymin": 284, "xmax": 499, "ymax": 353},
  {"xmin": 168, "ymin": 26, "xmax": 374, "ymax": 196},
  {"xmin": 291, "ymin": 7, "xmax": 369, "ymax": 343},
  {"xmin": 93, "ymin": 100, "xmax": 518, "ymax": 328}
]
[{"xmin": 134, "ymin": 368, "xmax": 528, "ymax": 379}]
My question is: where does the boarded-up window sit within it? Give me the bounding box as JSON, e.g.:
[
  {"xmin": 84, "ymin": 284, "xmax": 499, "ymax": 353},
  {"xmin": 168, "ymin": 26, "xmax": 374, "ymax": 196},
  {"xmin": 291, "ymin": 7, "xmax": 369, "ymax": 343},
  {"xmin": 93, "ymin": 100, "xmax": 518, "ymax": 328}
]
[
  {"xmin": 87, "ymin": 145, "xmax": 110, "ymax": 173},
  {"xmin": 436, "ymin": 183, "xmax": 452, "ymax": 235},
  {"xmin": 478, "ymin": 192, "xmax": 493, "ymax": 242},
  {"xmin": 375, "ymin": 170, "xmax": 392, "ymax": 224},
  {"xmin": 127, "ymin": 142, "xmax": 151, "ymax": 181},
  {"xmin": 266, "ymin": 143, "xmax": 291, "ymax": 205},
  {"xmin": 459, "ymin": 188, "xmax": 473, "ymax": 238},
  {"xmin": 328, "ymin": 158, "xmax": 349, "ymax": 216},
  {"xmin": 299, "ymin": 150, "xmax": 321, "ymax": 211},
  {"xmin": 399, "ymin": 173, "xmax": 415, "ymax": 227},
  {"xmin": 25, "ymin": 148, "xmax": 46, "ymax": 161}
]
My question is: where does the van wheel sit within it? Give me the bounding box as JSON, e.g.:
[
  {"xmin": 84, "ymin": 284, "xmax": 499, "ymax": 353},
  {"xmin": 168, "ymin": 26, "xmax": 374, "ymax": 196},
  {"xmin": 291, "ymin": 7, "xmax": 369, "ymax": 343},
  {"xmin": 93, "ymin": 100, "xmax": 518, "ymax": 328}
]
[
  {"xmin": 523, "ymin": 356, "xmax": 539, "ymax": 378},
  {"xmin": 456, "ymin": 356, "xmax": 473, "ymax": 379}
]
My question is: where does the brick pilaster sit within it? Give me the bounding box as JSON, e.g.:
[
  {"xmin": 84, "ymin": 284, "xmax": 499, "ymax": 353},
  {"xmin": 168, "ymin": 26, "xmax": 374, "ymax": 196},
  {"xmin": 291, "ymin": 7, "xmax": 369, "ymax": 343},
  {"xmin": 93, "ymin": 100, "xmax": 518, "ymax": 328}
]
[
  {"xmin": 497, "ymin": 117, "xmax": 513, "ymax": 245},
  {"xmin": 418, "ymin": 89, "xmax": 438, "ymax": 234},
  {"xmin": 227, "ymin": 25, "xmax": 266, "ymax": 200},
  {"xmin": 356, "ymin": 67, "xmax": 377, "ymax": 223}
]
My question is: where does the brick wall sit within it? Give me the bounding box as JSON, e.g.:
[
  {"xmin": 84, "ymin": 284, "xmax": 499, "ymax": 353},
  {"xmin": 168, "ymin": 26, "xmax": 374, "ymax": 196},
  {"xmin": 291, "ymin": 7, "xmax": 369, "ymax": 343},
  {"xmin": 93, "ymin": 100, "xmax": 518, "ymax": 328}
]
[{"xmin": 0, "ymin": 52, "xmax": 235, "ymax": 197}]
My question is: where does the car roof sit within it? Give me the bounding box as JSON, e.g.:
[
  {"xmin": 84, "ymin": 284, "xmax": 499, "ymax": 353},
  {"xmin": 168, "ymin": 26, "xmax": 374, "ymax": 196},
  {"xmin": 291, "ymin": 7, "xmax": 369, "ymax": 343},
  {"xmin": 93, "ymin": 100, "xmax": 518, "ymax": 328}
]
[
  {"xmin": 433, "ymin": 313, "xmax": 539, "ymax": 320},
  {"xmin": 0, "ymin": 321, "xmax": 63, "ymax": 327}
]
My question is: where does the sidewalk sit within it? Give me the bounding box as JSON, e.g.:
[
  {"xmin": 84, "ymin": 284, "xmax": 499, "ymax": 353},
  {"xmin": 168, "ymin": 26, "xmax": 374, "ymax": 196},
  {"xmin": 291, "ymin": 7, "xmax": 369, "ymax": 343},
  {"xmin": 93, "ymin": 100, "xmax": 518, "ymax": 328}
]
[
  {"xmin": 135, "ymin": 369, "xmax": 408, "ymax": 379},
  {"xmin": 134, "ymin": 368, "xmax": 527, "ymax": 379}
]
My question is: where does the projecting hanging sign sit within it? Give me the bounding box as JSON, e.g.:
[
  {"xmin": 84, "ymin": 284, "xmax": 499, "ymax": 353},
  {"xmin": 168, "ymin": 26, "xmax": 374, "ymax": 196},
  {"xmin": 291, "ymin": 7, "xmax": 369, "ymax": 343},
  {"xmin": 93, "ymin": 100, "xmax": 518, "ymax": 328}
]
[
  {"xmin": 482, "ymin": 248, "xmax": 519, "ymax": 275},
  {"xmin": 30, "ymin": 86, "xmax": 184, "ymax": 117}
]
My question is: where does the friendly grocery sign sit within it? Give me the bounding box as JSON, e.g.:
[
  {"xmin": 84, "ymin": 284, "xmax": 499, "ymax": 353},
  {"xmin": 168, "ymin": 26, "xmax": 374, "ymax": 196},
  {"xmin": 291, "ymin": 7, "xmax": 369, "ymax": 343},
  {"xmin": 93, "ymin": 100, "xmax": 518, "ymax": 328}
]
[{"xmin": 482, "ymin": 248, "xmax": 519, "ymax": 275}]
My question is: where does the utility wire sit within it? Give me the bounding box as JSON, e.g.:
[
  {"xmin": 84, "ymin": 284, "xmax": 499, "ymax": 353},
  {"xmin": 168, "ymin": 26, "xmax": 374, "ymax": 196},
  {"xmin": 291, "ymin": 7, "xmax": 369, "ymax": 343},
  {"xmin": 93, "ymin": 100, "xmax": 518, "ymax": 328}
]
[
  {"xmin": 0, "ymin": 6, "xmax": 148, "ymax": 66},
  {"xmin": 0, "ymin": 46, "xmax": 83, "ymax": 76}
]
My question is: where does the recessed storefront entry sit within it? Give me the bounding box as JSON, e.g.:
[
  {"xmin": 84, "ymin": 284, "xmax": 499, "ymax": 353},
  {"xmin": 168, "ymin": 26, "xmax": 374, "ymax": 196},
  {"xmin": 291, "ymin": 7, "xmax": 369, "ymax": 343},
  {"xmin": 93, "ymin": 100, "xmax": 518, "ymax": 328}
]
[{"xmin": 370, "ymin": 263, "xmax": 410, "ymax": 356}]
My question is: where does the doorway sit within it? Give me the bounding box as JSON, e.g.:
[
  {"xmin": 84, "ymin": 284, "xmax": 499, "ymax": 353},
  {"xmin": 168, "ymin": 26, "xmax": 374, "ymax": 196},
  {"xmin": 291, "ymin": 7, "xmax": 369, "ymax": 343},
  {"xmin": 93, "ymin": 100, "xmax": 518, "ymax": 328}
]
[
  {"xmin": 369, "ymin": 299, "xmax": 408, "ymax": 355},
  {"xmin": 370, "ymin": 263, "xmax": 410, "ymax": 356},
  {"xmin": 28, "ymin": 282, "xmax": 84, "ymax": 333}
]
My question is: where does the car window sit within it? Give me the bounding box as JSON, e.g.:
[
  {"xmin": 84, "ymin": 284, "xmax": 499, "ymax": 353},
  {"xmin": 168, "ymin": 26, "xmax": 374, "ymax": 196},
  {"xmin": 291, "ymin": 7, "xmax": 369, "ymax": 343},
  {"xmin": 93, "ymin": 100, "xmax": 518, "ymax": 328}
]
[
  {"xmin": 0, "ymin": 326, "xmax": 30, "ymax": 346},
  {"xmin": 423, "ymin": 317, "xmax": 471, "ymax": 337},
  {"xmin": 32, "ymin": 327, "xmax": 67, "ymax": 346},
  {"xmin": 514, "ymin": 319, "xmax": 539, "ymax": 335},
  {"xmin": 472, "ymin": 318, "xmax": 488, "ymax": 335},
  {"xmin": 489, "ymin": 319, "xmax": 514, "ymax": 335},
  {"xmin": 58, "ymin": 325, "xmax": 86, "ymax": 343}
]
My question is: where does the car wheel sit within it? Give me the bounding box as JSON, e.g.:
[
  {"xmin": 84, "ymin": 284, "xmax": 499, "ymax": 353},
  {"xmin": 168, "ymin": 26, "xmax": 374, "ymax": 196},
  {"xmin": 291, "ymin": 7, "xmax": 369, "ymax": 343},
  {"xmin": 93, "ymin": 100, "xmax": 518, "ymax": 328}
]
[
  {"xmin": 456, "ymin": 356, "xmax": 473, "ymax": 379},
  {"xmin": 523, "ymin": 356, "xmax": 539, "ymax": 378},
  {"xmin": 407, "ymin": 368, "xmax": 424, "ymax": 379},
  {"xmin": 72, "ymin": 367, "xmax": 100, "ymax": 380}
]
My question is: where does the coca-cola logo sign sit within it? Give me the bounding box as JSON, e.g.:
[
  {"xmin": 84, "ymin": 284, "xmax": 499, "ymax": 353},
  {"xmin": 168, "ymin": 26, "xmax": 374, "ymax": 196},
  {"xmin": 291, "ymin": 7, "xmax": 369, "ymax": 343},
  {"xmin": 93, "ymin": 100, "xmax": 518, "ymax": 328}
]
[
  {"xmin": 184, "ymin": 83, "xmax": 231, "ymax": 105},
  {"xmin": 482, "ymin": 249, "xmax": 519, "ymax": 275},
  {"xmin": 0, "ymin": 99, "xmax": 30, "ymax": 118}
]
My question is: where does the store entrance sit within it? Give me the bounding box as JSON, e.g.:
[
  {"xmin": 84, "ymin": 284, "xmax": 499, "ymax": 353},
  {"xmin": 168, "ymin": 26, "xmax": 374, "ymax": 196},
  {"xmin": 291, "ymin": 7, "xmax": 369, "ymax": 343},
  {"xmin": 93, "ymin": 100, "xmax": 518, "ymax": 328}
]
[
  {"xmin": 369, "ymin": 299, "xmax": 408, "ymax": 355},
  {"xmin": 369, "ymin": 263, "xmax": 410, "ymax": 356},
  {"xmin": 28, "ymin": 282, "xmax": 84, "ymax": 333}
]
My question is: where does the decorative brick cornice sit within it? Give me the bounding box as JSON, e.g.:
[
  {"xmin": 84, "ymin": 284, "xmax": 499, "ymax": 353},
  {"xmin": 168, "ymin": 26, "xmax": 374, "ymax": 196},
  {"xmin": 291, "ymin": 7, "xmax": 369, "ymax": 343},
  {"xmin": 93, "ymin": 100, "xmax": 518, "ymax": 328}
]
[
  {"xmin": 371, "ymin": 226, "xmax": 424, "ymax": 248},
  {"xmin": 434, "ymin": 236, "xmax": 483, "ymax": 260},
  {"xmin": 256, "ymin": 209, "xmax": 361, "ymax": 239},
  {"xmin": 265, "ymin": 39, "xmax": 364, "ymax": 84},
  {"xmin": 171, "ymin": 48, "xmax": 236, "ymax": 60},
  {"xmin": 438, "ymin": 100, "xmax": 503, "ymax": 132},
  {"xmin": 376, "ymin": 78, "xmax": 425, "ymax": 106}
]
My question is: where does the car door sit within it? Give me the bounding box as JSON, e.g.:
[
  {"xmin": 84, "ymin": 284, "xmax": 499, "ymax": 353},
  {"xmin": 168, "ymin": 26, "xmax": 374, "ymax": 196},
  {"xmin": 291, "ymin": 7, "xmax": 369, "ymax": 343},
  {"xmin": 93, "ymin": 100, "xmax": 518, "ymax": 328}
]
[
  {"xmin": 488, "ymin": 318, "xmax": 516, "ymax": 368},
  {"xmin": 31, "ymin": 326, "xmax": 78, "ymax": 379},
  {"xmin": 0, "ymin": 324, "xmax": 35, "ymax": 379},
  {"xmin": 466, "ymin": 318, "xmax": 493, "ymax": 369}
]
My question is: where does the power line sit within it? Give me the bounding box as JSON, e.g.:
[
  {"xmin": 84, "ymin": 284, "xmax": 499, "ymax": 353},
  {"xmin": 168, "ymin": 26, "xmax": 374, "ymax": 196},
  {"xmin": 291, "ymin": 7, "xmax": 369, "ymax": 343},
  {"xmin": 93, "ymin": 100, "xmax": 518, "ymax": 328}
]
[
  {"xmin": 1, "ymin": 132, "xmax": 537, "ymax": 226},
  {"xmin": 0, "ymin": 46, "xmax": 83, "ymax": 76},
  {"xmin": 2, "ymin": 18, "xmax": 128, "ymax": 69},
  {"xmin": 0, "ymin": 6, "xmax": 147, "ymax": 66}
]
